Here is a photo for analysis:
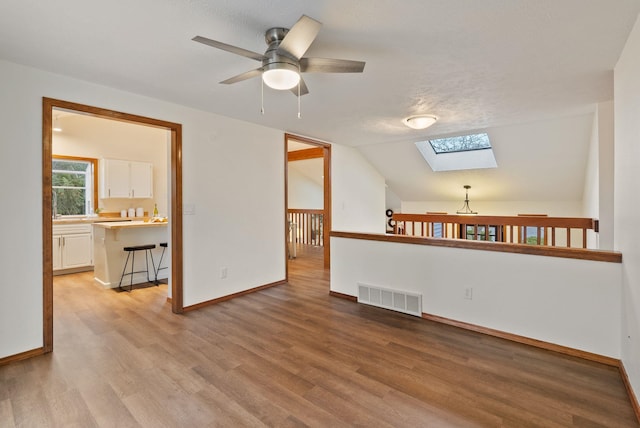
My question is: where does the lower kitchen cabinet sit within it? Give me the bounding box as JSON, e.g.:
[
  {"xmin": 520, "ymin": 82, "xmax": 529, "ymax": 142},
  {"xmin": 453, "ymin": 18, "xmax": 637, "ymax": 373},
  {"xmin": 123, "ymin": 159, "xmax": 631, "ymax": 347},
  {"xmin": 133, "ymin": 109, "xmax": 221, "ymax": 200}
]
[{"xmin": 53, "ymin": 224, "xmax": 93, "ymax": 273}]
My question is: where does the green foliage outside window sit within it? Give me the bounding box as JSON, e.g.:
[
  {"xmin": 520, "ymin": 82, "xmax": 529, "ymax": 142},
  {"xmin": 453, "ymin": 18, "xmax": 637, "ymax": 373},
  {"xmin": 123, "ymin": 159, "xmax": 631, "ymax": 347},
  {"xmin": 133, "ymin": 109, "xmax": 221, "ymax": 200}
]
[{"xmin": 53, "ymin": 159, "xmax": 91, "ymax": 216}]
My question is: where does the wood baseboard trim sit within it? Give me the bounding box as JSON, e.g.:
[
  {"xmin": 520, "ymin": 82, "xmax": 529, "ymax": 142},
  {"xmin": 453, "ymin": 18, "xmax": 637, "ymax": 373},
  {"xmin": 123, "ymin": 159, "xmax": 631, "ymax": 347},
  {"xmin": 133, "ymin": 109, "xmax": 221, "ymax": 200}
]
[
  {"xmin": 325, "ymin": 295, "xmax": 621, "ymax": 368},
  {"xmin": 329, "ymin": 290, "xmax": 357, "ymax": 301},
  {"xmin": 0, "ymin": 348, "xmax": 45, "ymax": 366},
  {"xmin": 619, "ymin": 361, "xmax": 640, "ymax": 423},
  {"xmin": 421, "ymin": 312, "xmax": 619, "ymax": 367},
  {"xmin": 183, "ymin": 279, "xmax": 287, "ymax": 312},
  {"xmin": 166, "ymin": 297, "xmax": 172, "ymax": 303}
]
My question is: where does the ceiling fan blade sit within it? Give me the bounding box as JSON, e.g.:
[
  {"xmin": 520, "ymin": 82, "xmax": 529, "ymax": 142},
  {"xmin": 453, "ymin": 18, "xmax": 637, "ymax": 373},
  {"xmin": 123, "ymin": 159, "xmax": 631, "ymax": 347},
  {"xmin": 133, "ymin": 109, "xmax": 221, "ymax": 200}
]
[
  {"xmin": 220, "ymin": 68, "xmax": 263, "ymax": 84},
  {"xmin": 289, "ymin": 77, "xmax": 309, "ymax": 96},
  {"xmin": 300, "ymin": 57, "xmax": 366, "ymax": 73},
  {"xmin": 277, "ymin": 15, "xmax": 322, "ymax": 60},
  {"xmin": 192, "ymin": 36, "xmax": 265, "ymax": 62}
]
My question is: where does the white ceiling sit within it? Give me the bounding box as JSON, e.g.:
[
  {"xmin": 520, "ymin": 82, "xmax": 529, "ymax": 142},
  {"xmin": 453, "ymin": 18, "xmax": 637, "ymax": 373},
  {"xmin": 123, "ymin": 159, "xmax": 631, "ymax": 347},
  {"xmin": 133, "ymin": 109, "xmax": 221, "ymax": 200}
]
[{"xmin": 2, "ymin": 0, "xmax": 638, "ymax": 202}]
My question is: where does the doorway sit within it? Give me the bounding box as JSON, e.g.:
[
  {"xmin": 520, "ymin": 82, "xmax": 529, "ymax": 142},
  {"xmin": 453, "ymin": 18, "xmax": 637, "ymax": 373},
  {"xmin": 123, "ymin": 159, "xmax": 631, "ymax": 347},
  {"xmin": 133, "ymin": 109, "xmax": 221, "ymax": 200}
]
[
  {"xmin": 42, "ymin": 98, "xmax": 183, "ymax": 353},
  {"xmin": 285, "ymin": 133, "xmax": 331, "ymax": 280}
]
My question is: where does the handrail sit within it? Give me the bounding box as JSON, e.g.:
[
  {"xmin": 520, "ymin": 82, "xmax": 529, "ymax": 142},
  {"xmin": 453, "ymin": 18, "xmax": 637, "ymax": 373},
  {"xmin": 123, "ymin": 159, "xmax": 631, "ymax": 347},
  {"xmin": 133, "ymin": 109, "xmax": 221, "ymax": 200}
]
[
  {"xmin": 330, "ymin": 231, "xmax": 622, "ymax": 263},
  {"xmin": 288, "ymin": 209, "xmax": 324, "ymax": 246},
  {"xmin": 392, "ymin": 213, "xmax": 598, "ymax": 249}
]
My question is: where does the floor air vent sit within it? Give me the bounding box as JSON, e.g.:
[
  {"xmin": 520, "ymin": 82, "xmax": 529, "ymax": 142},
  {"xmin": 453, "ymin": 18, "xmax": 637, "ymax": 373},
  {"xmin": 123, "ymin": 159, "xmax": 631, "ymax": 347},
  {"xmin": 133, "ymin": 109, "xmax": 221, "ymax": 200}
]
[{"xmin": 357, "ymin": 283, "xmax": 422, "ymax": 317}]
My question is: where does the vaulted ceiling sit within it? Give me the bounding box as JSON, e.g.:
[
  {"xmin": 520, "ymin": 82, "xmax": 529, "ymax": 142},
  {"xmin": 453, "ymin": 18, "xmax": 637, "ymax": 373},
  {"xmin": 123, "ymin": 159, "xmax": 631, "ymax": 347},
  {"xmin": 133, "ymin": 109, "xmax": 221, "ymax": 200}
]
[{"xmin": 2, "ymin": 0, "xmax": 638, "ymax": 202}]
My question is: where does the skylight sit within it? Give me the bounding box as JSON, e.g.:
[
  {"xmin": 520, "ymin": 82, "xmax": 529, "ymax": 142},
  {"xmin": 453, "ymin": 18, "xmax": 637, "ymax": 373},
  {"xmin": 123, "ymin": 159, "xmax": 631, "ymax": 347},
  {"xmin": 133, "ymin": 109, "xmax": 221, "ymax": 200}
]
[
  {"xmin": 415, "ymin": 132, "xmax": 497, "ymax": 172},
  {"xmin": 428, "ymin": 133, "xmax": 492, "ymax": 154}
]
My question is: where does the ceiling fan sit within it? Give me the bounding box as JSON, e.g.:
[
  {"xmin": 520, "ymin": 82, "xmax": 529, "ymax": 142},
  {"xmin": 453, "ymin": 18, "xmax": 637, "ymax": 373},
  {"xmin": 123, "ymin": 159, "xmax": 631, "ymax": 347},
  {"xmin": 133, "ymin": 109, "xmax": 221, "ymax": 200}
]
[{"xmin": 192, "ymin": 15, "xmax": 365, "ymax": 96}]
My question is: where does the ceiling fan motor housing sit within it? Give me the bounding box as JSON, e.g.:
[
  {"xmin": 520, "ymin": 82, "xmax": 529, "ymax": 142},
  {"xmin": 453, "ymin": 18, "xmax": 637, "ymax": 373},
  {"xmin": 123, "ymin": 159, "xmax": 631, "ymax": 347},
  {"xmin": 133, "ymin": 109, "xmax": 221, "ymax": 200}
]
[{"xmin": 263, "ymin": 27, "xmax": 299, "ymax": 71}]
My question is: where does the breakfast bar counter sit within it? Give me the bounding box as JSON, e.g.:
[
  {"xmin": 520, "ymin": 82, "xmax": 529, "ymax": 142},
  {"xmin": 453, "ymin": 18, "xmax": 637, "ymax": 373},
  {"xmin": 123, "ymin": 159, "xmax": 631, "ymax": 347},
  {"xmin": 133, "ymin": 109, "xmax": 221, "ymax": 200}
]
[
  {"xmin": 93, "ymin": 221, "xmax": 169, "ymax": 288},
  {"xmin": 93, "ymin": 220, "xmax": 168, "ymax": 230}
]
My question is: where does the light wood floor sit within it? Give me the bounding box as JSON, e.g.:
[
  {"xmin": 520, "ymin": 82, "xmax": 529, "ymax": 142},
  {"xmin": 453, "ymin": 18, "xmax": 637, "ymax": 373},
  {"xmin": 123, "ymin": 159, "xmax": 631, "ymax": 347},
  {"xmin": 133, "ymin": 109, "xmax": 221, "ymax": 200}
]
[{"xmin": 1, "ymin": 244, "xmax": 638, "ymax": 427}]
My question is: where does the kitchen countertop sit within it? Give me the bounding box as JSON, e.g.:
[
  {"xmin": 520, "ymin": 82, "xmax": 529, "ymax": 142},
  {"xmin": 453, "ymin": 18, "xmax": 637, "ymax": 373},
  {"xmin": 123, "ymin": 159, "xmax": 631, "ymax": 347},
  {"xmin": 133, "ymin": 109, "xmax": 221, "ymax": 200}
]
[
  {"xmin": 53, "ymin": 217, "xmax": 151, "ymax": 225},
  {"xmin": 93, "ymin": 220, "xmax": 168, "ymax": 230}
]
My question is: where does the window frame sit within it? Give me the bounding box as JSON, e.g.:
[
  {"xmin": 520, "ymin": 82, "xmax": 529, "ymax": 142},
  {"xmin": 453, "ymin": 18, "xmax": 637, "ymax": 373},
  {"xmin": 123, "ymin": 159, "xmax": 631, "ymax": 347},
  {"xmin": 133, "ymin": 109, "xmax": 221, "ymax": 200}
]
[{"xmin": 52, "ymin": 155, "xmax": 99, "ymax": 216}]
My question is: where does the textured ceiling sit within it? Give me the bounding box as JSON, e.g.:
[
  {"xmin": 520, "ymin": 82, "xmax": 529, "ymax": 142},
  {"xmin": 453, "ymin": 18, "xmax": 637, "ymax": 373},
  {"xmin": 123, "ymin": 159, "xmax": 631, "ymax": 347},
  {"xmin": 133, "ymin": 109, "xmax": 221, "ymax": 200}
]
[{"xmin": 1, "ymin": 0, "xmax": 638, "ymax": 202}]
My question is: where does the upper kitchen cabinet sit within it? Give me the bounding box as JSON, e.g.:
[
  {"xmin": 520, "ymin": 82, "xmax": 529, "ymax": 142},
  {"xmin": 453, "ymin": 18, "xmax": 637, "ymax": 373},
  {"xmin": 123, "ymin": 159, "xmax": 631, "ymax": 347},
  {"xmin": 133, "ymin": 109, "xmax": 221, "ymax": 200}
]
[
  {"xmin": 129, "ymin": 161, "xmax": 153, "ymax": 198},
  {"xmin": 100, "ymin": 158, "xmax": 153, "ymax": 199}
]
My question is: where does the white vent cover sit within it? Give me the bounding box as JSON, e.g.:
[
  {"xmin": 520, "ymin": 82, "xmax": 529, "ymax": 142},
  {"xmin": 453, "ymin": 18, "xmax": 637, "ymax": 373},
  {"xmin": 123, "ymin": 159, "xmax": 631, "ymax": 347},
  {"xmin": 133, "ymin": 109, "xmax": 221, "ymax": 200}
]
[{"xmin": 357, "ymin": 283, "xmax": 422, "ymax": 317}]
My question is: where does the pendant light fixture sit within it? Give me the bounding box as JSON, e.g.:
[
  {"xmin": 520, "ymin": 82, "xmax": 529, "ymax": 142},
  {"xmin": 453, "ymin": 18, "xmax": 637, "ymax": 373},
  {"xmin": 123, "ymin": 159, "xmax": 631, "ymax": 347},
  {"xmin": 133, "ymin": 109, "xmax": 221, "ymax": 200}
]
[{"xmin": 456, "ymin": 185, "xmax": 477, "ymax": 215}]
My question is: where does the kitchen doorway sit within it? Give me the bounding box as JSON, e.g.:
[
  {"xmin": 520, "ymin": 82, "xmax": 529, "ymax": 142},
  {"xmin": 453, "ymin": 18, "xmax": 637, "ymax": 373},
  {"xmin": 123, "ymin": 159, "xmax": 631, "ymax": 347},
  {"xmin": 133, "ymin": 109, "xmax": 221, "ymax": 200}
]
[
  {"xmin": 285, "ymin": 133, "xmax": 331, "ymax": 281},
  {"xmin": 42, "ymin": 98, "xmax": 183, "ymax": 353}
]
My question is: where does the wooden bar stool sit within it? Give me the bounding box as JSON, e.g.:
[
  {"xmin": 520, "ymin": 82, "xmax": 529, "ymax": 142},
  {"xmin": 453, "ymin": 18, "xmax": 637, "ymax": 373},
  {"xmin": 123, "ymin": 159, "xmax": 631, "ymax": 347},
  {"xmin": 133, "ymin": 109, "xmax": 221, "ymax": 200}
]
[{"xmin": 118, "ymin": 244, "xmax": 156, "ymax": 292}]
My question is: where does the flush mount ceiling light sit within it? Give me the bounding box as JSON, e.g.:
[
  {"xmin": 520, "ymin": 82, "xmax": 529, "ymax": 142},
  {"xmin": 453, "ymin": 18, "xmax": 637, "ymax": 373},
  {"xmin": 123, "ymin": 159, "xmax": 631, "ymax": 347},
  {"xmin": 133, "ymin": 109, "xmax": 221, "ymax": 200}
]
[
  {"xmin": 53, "ymin": 115, "xmax": 62, "ymax": 132},
  {"xmin": 456, "ymin": 185, "xmax": 478, "ymax": 215},
  {"xmin": 403, "ymin": 115, "xmax": 437, "ymax": 130}
]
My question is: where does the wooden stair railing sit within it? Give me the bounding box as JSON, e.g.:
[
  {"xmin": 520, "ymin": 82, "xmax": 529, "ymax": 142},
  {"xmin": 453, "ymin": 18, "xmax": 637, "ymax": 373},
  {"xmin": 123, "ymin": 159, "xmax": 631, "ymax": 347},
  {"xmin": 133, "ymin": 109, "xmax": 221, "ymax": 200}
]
[
  {"xmin": 288, "ymin": 209, "xmax": 324, "ymax": 246},
  {"xmin": 392, "ymin": 213, "xmax": 598, "ymax": 249}
]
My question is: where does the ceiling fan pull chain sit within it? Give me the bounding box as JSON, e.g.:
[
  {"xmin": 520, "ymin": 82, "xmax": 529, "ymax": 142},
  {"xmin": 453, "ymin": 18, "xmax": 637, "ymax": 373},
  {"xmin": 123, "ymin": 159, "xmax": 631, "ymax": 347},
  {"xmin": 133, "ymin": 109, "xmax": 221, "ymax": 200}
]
[
  {"xmin": 297, "ymin": 81, "xmax": 301, "ymax": 119},
  {"xmin": 261, "ymin": 78, "xmax": 265, "ymax": 115}
]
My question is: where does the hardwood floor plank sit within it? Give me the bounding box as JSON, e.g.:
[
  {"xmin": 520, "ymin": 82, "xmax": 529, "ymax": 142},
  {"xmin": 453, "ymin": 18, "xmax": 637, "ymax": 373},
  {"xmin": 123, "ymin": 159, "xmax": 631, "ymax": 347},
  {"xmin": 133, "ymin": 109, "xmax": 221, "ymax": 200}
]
[
  {"xmin": 302, "ymin": 384, "xmax": 397, "ymax": 427},
  {"xmin": 0, "ymin": 399, "xmax": 16, "ymax": 428},
  {"xmin": 0, "ymin": 244, "xmax": 637, "ymax": 426},
  {"xmin": 78, "ymin": 381, "xmax": 140, "ymax": 428},
  {"xmin": 193, "ymin": 387, "xmax": 265, "ymax": 427},
  {"xmin": 46, "ymin": 387, "xmax": 99, "ymax": 428},
  {"xmin": 232, "ymin": 364, "xmax": 348, "ymax": 426},
  {"xmin": 122, "ymin": 390, "xmax": 182, "ymax": 428},
  {"xmin": 9, "ymin": 389, "xmax": 56, "ymax": 427},
  {"xmin": 192, "ymin": 363, "xmax": 292, "ymax": 426}
]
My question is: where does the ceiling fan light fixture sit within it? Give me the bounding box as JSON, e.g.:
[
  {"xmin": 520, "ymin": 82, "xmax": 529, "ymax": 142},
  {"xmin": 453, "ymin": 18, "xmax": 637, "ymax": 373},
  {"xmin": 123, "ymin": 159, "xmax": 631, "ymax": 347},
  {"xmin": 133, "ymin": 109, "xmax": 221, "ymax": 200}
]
[
  {"xmin": 262, "ymin": 63, "xmax": 300, "ymax": 90},
  {"xmin": 403, "ymin": 114, "xmax": 437, "ymax": 130}
]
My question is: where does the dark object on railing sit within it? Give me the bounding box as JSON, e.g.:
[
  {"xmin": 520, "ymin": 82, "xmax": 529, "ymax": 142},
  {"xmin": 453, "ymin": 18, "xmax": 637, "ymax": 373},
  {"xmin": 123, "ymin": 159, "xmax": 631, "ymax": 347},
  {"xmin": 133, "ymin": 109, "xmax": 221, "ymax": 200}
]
[
  {"xmin": 385, "ymin": 209, "xmax": 395, "ymax": 232},
  {"xmin": 392, "ymin": 213, "xmax": 598, "ymax": 249}
]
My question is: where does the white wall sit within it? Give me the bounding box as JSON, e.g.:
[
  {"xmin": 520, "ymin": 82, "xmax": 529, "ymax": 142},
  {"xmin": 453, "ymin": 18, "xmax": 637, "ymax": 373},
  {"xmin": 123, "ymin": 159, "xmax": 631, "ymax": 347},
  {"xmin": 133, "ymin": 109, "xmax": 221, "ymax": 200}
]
[
  {"xmin": 331, "ymin": 144, "xmax": 386, "ymax": 233},
  {"xmin": 0, "ymin": 59, "xmax": 285, "ymax": 359},
  {"xmin": 581, "ymin": 101, "xmax": 615, "ymax": 250},
  {"xmin": 401, "ymin": 200, "xmax": 582, "ymax": 217},
  {"xmin": 53, "ymin": 113, "xmax": 169, "ymax": 216},
  {"xmin": 582, "ymin": 111, "xmax": 600, "ymax": 248},
  {"xmin": 614, "ymin": 13, "xmax": 640, "ymax": 407},
  {"xmin": 331, "ymin": 236, "xmax": 621, "ymax": 357},
  {"xmin": 288, "ymin": 158, "xmax": 323, "ymax": 209},
  {"xmin": 597, "ymin": 101, "xmax": 615, "ymax": 251}
]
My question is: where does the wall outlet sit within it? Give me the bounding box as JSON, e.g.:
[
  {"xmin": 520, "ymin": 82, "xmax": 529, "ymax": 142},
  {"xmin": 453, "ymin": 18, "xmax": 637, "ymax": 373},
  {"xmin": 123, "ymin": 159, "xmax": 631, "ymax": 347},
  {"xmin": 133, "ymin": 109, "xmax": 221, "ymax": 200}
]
[
  {"xmin": 464, "ymin": 287, "xmax": 473, "ymax": 300},
  {"xmin": 220, "ymin": 267, "xmax": 227, "ymax": 279}
]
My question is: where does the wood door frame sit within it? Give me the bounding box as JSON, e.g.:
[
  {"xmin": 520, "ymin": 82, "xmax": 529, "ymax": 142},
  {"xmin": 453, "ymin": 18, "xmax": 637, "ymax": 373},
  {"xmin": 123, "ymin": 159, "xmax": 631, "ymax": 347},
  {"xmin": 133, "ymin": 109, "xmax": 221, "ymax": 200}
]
[
  {"xmin": 42, "ymin": 98, "xmax": 184, "ymax": 353},
  {"xmin": 284, "ymin": 133, "xmax": 331, "ymax": 279}
]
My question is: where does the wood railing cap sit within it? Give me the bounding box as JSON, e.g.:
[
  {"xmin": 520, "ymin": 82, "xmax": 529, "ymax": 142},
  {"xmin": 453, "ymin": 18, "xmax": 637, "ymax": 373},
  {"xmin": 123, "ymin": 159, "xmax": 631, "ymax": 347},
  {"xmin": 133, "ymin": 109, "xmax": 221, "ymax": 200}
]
[{"xmin": 330, "ymin": 231, "xmax": 622, "ymax": 263}]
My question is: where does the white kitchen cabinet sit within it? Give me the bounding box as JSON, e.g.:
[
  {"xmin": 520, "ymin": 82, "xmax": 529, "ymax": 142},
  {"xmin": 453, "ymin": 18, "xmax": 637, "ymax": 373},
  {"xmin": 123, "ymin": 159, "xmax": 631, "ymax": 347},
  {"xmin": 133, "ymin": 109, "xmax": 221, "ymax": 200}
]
[
  {"xmin": 53, "ymin": 224, "xmax": 93, "ymax": 273},
  {"xmin": 100, "ymin": 159, "xmax": 153, "ymax": 199},
  {"xmin": 129, "ymin": 161, "xmax": 153, "ymax": 198},
  {"xmin": 52, "ymin": 235, "xmax": 62, "ymax": 270}
]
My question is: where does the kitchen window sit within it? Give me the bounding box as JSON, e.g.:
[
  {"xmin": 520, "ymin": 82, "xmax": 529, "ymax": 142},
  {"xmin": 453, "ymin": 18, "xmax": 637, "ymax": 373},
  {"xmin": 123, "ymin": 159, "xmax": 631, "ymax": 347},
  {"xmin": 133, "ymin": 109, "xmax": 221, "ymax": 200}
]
[{"xmin": 52, "ymin": 156, "xmax": 98, "ymax": 216}]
